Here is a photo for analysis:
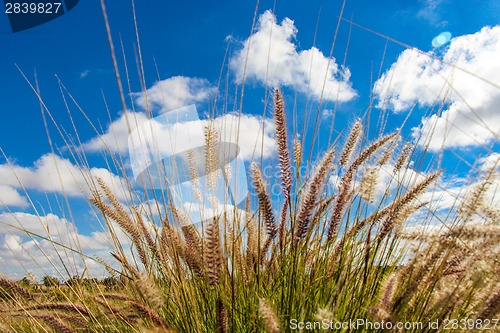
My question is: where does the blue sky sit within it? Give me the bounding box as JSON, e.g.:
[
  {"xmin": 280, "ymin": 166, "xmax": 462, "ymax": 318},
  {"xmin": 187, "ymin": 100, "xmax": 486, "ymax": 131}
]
[
  {"xmin": 0, "ymin": 0, "xmax": 499, "ymax": 279},
  {"xmin": 1, "ymin": 0, "xmax": 498, "ymax": 160}
]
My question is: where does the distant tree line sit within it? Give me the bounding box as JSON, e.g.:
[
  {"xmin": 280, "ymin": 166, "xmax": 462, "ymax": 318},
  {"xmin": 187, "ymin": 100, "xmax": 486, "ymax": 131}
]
[{"xmin": 16, "ymin": 275, "xmax": 121, "ymax": 289}]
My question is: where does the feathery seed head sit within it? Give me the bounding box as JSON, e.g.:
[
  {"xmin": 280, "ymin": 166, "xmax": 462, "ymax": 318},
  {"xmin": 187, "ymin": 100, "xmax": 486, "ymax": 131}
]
[
  {"xmin": 340, "ymin": 121, "xmax": 362, "ymax": 167},
  {"xmin": 251, "ymin": 162, "xmax": 277, "ymax": 238},
  {"xmin": 259, "ymin": 298, "xmax": 281, "ymax": 333}
]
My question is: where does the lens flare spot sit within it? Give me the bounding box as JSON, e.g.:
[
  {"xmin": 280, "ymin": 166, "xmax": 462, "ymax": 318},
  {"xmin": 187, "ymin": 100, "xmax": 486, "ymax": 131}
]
[{"xmin": 432, "ymin": 31, "xmax": 452, "ymax": 48}]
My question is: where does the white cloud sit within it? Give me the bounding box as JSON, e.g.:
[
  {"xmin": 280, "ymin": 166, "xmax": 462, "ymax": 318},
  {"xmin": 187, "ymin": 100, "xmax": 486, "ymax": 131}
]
[
  {"xmin": 0, "ymin": 153, "xmax": 129, "ymax": 204},
  {"xmin": 86, "ymin": 73, "xmax": 276, "ymax": 161},
  {"xmin": 0, "ymin": 154, "xmax": 86, "ymax": 196},
  {"xmin": 374, "ymin": 26, "xmax": 500, "ymax": 150},
  {"xmin": 322, "ymin": 109, "xmax": 335, "ymax": 119},
  {"xmin": 133, "ymin": 76, "xmax": 216, "ymax": 113},
  {"xmin": 408, "ymin": 153, "xmax": 500, "ymax": 228},
  {"xmin": 84, "ymin": 111, "xmax": 150, "ymax": 154},
  {"xmin": 0, "ymin": 212, "xmax": 96, "ymax": 248},
  {"xmin": 478, "ymin": 153, "xmax": 500, "ymax": 172},
  {"xmin": 328, "ymin": 153, "xmax": 500, "ymax": 237},
  {"xmin": 0, "ymin": 185, "xmax": 29, "ymax": 207},
  {"xmin": 86, "ymin": 75, "xmax": 216, "ymax": 154},
  {"xmin": 215, "ymin": 113, "xmax": 276, "ymax": 160},
  {"xmin": 369, "ymin": 154, "xmax": 499, "ymax": 217},
  {"xmin": 84, "ymin": 111, "xmax": 276, "ymax": 161},
  {"xmin": 229, "ymin": 10, "xmax": 356, "ymax": 102},
  {"xmin": 0, "ymin": 212, "xmax": 115, "ymax": 280}
]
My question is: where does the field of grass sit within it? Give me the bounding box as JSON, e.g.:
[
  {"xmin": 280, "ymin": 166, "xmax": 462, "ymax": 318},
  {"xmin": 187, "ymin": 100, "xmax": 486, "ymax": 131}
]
[{"xmin": 0, "ymin": 1, "xmax": 499, "ymax": 332}]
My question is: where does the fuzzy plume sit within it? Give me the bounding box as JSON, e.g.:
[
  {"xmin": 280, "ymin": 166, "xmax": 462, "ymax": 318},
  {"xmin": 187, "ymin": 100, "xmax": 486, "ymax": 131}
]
[
  {"xmin": 39, "ymin": 315, "xmax": 78, "ymax": 333},
  {"xmin": 245, "ymin": 197, "xmax": 260, "ymax": 271},
  {"xmin": 259, "ymin": 298, "xmax": 281, "ymax": 333},
  {"xmin": 90, "ymin": 179, "xmax": 151, "ymax": 267},
  {"xmin": 339, "ymin": 121, "xmax": 362, "ymax": 167},
  {"xmin": 394, "ymin": 142, "xmax": 412, "ymax": 173},
  {"xmin": 24, "ymin": 303, "xmax": 90, "ymax": 317},
  {"xmin": 458, "ymin": 170, "xmax": 497, "ymax": 221},
  {"xmin": 133, "ymin": 206, "xmax": 161, "ymax": 261},
  {"xmin": 378, "ymin": 136, "xmax": 398, "ymax": 166},
  {"xmin": 251, "ymin": 162, "xmax": 277, "ymax": 238},
  {"xmin": 217, "ymin": 298, "xmax": 228, "ymax": 333},
  {"xmin": 0, "ymin": 277, "xmax": 31, "ymax": 300},
  {"xmin": 379, "ymin": 272, "xmax": 399, "ymax": 310},
  {"xmin": 294, "ymin": 138, "xmax": 302, "ymax": 168},
  {"xmin": 295, "ymin": 149, "xmax": 335, "ymax": 238},
  {"xmin": 274, "ymin": 88, "xmax": 292, "ymax": 202},
  {"xmin": 205, "ymin": 218, "xmax": 223, "ymax": 285},
  {"xmin": 359, "ymin": 166, "xmax": 379, "ymax": 203},
  {"xmin": 477, "ymin": 290, "xmax": 500, "ymax": 320},
  {"xmin": 173, "ymin": 209, "xmax": 203, "ymax": 276},
  {"xmin": 204, "ymin": 123, "xmax": 220, "ymax": 209},
  {"xmin": 274, "ymin": 89, "xmax": 293, "ymax": 249},
  {"xmin": 187, "ymin": 149, "xmax": 200, "ymax": 186}
]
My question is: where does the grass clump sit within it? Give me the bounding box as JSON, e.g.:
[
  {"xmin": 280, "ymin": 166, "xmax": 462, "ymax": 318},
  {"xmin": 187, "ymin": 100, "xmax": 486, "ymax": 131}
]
[
  {"xmin": 1, "ymin": 5, "xmax": 498, "ymax": 332},
  {"xmin": 0, "ymin": 86, "xmax": 498, "ymax": 332}
]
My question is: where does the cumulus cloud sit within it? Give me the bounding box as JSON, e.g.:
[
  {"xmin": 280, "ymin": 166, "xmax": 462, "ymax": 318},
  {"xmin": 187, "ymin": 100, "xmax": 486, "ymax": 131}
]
[
  {"xmin": 0, "ymin": 212, "xmax": 105, "ymax": 249},
  {"xmin": 478, "ymin": 152, "xmax": 500, "ymax": 172},
  {"xmin": 364, "ymin": 154, "xmax": 499, "ymax": 218},
  {"xmin": 0, "ymin": 212, "xmax": 115, "ymax": 280},
  {"xmin": 0, "ymin": 235, "xmax": 115, "ymax": 280},
  {"xmin": 328, "ymin": 153, "xmax": 499, "ymax": 237},
  {"xmin": 374, "ymin": 25, "xmax": 500, "ymax": 151},
  {"xmin": 214, "ymin": 113, "xmax": 276, "ymax": 160},
  {"xmin": 84, "ymin": 111, "xmax": 276, "ymax": 161},
  {"xmin": 84, "ymin": 111, "xmax": 150, "ymax": 154},
  {"xmin": 404, "ymin": 152, "xmax": 500, "ymax": 231},
  {"xmin": 133, "ymin": 76, "xmax": 216, "ymax": 113},
  {"xmin": 0, "ymin": 153, "xmax": 129, "ymax": 204},
  {"xmin": 86, "ymin": 73, "xmax": 276, "ymax": 161},
  {"xmin": 0, "ymin": 185, "xmax": 29, "ymax": 207},
  {"xmin": 0, "ymin": 208, "xmax": 182, "ymax": 280},
  {"xmin": 86, "ymin": 75, "xmax": 216, "ymax": 154},
  {"xmin": 229, "ymin": 10, "xmax": 356, "ymax": 102}
]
